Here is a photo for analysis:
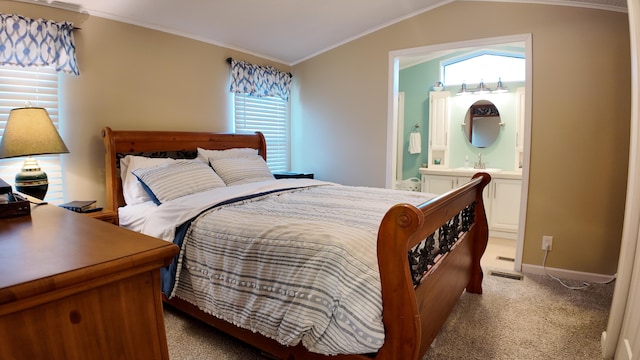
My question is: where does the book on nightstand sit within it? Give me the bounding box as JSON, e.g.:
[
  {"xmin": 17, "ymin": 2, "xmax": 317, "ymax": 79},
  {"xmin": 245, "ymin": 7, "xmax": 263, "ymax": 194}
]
[{"xmin": 59, "ymin": 200, "xmax": 101, "ymax": 213}]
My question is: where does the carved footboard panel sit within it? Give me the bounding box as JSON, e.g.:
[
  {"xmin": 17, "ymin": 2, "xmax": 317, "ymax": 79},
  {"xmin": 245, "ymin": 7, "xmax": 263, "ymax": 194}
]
[{"xmin": 408, "ymin": 202, "xmax": 476, "ymax": 287}]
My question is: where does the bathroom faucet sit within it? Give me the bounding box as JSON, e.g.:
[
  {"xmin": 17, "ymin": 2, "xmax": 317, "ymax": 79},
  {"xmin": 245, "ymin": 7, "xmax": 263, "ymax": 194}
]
[{"xmin": 474, "ymin": 153, "xmax": 486, "ymax": 169}]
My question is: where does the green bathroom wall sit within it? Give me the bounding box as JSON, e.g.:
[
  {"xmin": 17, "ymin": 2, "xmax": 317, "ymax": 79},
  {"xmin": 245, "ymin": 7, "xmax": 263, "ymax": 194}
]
[{"xmin": 398, "ymin": 62, "xmax": 438, "ymax": 180}]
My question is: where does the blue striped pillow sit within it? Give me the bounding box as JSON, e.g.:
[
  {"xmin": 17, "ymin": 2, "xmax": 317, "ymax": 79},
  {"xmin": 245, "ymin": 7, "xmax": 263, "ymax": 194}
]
[
  {"xmin": 211, "ymin": 155, "xmax": 274, "ymax": 186},
  {"xmin": 132, "ymin": 160, "xmax": 226, "ymax": 204}
]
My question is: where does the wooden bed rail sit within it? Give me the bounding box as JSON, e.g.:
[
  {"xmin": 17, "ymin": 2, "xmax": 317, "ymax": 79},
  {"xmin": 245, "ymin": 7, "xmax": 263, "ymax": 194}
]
[{"xmin": 376, "ymin": 173, "xmax": 490, "ymax": 359}]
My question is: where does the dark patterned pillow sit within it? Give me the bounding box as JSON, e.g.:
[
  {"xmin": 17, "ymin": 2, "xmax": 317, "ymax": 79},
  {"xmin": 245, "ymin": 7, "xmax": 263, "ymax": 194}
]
[{"xmin": 196, "ymin": 147, "xmax": 258, "ymax": 165}]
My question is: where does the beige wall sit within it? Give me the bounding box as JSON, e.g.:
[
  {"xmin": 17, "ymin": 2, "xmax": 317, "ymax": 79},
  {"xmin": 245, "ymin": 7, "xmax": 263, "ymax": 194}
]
[
  {"xmin": 292, "ymin": 2, "xmax": 631, "ymax": 274},
  {"xmin": 2, "ymin": 0, "xmax": 291, "ymax": 206},
  {"xmin": 3, "ymin": 1, "xmax": 631, "ymax": 275}
]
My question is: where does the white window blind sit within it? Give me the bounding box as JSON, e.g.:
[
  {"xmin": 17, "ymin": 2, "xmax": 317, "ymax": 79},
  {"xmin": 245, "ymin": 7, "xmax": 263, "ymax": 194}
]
[
  {"xmin": 443, "ymin": 53, "xmax": 525, "ymax": 86},
  {"xmin": 234, "ymin": 94, "xmax": 288, "ymax": 173},
  {"xmin": 0, "ymin": 65, "xmax": 64, "ymax": 203}
]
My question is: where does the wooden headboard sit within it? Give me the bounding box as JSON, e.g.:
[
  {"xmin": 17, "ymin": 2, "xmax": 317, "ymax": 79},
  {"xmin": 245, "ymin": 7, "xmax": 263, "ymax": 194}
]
[{"xmin": 101, "ymin": 127, "xmax": 267, "ymax": 212}]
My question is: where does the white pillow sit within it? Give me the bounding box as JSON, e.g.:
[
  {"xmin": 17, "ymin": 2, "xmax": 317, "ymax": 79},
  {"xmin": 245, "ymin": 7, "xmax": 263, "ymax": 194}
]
[
  {"xmin": 197, "ymin": 147, "xmax": 258, "ymax": 164},
  {"xmin": 120, "ymin": 155, "xmax": 176, "ymax": 205},
  {"xmin": 210, "ymin": 155, "xmax": 275, "ymax": 186},
  {"xmin": 132, "ymin": 160, "xmax": 226, "ymax": 204}
]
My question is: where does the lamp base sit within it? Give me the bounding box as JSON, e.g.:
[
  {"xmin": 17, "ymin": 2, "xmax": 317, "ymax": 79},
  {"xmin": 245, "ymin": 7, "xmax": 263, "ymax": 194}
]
[{"xmin": 15, "ymin": 158, "xmax": 48, "ymax": 200}]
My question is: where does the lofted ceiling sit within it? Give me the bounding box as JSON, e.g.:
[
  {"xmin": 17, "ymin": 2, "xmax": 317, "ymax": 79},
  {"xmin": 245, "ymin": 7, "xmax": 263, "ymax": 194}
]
[{"xmin": 15, "ymin": 0, "xmax": 628, "ymax": 65}]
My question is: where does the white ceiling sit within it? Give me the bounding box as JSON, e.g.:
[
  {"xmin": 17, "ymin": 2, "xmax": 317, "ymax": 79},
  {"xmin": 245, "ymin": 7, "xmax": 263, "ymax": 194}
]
[{"xmin": 19, "ymin": 0, "xmax": 628, "ymax": 65}]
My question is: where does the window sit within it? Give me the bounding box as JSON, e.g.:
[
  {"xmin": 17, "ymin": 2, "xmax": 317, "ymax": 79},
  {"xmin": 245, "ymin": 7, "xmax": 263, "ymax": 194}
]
[
  {"xmin": 233, "ymin": 93, "xmax": 289, "ymax": 173},
  {"xmin": 443, "ymin": 51, "xmax": 525, "ymax": 86},
  {"xmin": 0, "ymin": 65, "xmax": 64, "ymax": 203}
]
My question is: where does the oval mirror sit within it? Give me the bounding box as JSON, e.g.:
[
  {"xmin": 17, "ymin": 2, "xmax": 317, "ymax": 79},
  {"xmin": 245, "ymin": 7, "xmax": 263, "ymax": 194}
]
[{"xmin": 463, "ymin": 100, "xmax": 501, "ymax": 148}]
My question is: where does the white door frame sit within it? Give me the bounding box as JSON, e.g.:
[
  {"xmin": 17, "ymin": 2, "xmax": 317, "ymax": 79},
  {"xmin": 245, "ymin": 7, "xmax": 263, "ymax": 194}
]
[
  {"xmin": 385, "ymin": 34, "xmax": 533, "ymax": 271},
  {"xmin": 602, "ymin": 1, "xmax": 640, "ymax": 358}
]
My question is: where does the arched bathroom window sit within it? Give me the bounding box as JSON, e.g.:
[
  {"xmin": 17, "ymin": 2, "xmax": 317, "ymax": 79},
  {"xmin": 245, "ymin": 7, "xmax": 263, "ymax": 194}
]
[{"xmin": 443, "ymin": 51, "xmax": 525, "ymax": 86}]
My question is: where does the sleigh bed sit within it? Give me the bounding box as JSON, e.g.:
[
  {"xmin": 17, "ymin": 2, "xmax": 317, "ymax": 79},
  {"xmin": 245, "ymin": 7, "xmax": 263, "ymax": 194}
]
[{"xmin": 101, "ymin": 127, "xmax": 490, "ymax": 360}]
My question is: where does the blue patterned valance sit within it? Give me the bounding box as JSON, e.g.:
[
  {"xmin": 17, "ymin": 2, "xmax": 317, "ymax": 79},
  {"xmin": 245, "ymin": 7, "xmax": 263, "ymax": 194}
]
[
  {"xmin": 229, "ymin": 59, "xmax": 292, "ymax": 101},
  {"xmin": 0, "ymin": 13, "xmax": 79, "ymax": 75}
]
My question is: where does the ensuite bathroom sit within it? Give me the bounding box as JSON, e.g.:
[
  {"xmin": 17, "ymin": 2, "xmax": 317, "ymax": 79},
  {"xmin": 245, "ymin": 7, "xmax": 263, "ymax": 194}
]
[{"xmin": 395, "ymin": 41, "xmax": 527, "ymax": 248}]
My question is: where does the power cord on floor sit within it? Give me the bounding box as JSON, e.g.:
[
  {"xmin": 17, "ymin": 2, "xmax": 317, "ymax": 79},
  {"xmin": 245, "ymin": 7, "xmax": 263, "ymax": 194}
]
[{"xmin": 542, "ymin": 248, "xmax": 617, "ymax": 290}]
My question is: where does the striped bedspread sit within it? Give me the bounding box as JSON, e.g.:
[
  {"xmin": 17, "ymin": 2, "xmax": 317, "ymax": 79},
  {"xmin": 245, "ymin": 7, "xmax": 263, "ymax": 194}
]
[{"xmin": 165, "ymin": 181, "xmax": 436, "ymax": 355}]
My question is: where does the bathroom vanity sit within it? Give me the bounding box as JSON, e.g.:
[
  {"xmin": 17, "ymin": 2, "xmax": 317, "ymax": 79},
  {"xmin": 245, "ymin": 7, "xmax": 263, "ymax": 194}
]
[
  {"xmin": 420, "ymin": 167, "xmax": 521, "ymax": 239},
  {"xmin": 417, "ymin": 86, "xmax": 527, "ymax": 240}
]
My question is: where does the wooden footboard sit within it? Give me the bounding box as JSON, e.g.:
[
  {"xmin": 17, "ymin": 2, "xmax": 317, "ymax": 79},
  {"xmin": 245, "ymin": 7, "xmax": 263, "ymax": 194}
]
[
  {"xmin": 376, "ymin": 173, "xmax": 490, "ymax": 359},
  {"xmin": 102, "ymin": 127, "xmax": 490, "ymax": 360}
]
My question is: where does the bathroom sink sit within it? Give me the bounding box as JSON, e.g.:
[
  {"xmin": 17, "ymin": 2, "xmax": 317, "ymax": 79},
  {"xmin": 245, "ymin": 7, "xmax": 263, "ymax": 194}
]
[{"xmin": 454, "ymin": 167, "xmax": 502, "ymax": 174}]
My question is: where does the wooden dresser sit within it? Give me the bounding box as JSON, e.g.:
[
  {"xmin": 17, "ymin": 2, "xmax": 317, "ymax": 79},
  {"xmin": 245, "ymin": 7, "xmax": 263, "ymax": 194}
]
[{"xmin": 0, "ymin": 204, "xmax": 179, "ymax": 360}]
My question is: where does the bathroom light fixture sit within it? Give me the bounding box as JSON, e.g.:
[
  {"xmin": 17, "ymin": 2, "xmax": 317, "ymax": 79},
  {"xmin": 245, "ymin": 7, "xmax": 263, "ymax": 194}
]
[
  {"xmin": 473, "ymin": 79, "xmax": 491, "ymax": 94},
  {"xmin": 492, "ymin": 78, "xmax": 509, "ymax": 93},
  {"xmin": 456, "ymin": 82, "xmax": 471, "ymax": 96},
  {"xmin": 0, "ymin": 107, "xmax": 69, "ymax": 199}
]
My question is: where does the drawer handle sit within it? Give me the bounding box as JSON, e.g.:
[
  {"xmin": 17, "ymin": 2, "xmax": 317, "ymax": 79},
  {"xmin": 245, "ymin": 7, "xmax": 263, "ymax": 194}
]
[{"xmin": 69, "ymin": 310, "xmax": 82, "ymax": 324}]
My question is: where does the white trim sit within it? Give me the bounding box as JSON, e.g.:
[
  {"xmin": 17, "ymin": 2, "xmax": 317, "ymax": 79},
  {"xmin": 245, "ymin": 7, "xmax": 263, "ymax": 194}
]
[
  {"xmin": 521, "ymin": 264, "xmax": 617, "ymax": 283},
  {"xmin": 602, "ymin": 0, "xmax": 640, "ymax": 358},
  {"xmin": 514, "ymin": 35, "xmax": 533, "ymax": 273},
  {"xmin": 386, "ymin": 55, "xmax": 400, "ymax": 189},
  {"xmin": 624, "ymin": 339, "xmax": 633, "ymax": 360},
  {"xmin": 0, "ymin": 65, "xmax": 64, "ymax": 204},
  {"xmin": 395, "ymin": 92, "xmax": 405, "ymax": 189},
  {"xmin": 463, "ymin": 0, "xmax": 627, "ymax": 13},
  {"xmin": 490, "ymin": 230, "xmax": 518, "ymax": 240},
  {"xmin": 233, "ymin": 94, "xmax": 289, "ymax": 173}
]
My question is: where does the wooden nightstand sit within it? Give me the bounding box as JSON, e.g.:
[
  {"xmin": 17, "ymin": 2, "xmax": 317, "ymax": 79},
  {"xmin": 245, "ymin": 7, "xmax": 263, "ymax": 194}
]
[{"xmin": 83, "ymin": 209, "xmax": 118, "ymax": 225}]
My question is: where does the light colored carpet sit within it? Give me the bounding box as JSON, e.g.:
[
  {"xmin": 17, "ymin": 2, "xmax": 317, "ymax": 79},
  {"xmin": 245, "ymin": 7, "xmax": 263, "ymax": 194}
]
[
  {"xmin": 164, "ymin": 239, "xmax": 614, "ymax": 359},
  {"xmin": 164, "ymin": 306, "xmax": 265, "ymax": 359}
]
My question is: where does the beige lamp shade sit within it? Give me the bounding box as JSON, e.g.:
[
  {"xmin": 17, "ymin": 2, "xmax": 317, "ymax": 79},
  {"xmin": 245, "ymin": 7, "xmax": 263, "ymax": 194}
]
[
  {"xmin": 0, "ymin": 107, "xmax": 69, "ymax": 158},
  {"xmin": 0, "ymin": 107, "xmax": 69, "ymax": 200}
]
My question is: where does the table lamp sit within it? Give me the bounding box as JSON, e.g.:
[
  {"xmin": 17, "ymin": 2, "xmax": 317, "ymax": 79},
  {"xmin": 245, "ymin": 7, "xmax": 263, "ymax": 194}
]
[{"xmin": 0, "ymin": 107, "xmax": 69, "ymax": 200}]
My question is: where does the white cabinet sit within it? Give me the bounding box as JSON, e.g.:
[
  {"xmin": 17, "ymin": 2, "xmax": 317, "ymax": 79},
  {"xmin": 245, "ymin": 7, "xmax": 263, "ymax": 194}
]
[
  {"xmin": 421, "ymin": 174, "xmax": 466, "ymax": 195},
  {"xmin": 421, "ymin": 171, "xmax": 521, "ymax": 239},
  {"xmin": 428, "ymin": 91, "xmax": 451, "ymax": 168},
  {"xmin": 488, "ymin": 178, "xmax": 521, "ymax": 234},
  {"xmin": 423, "ymin": 174, "xmax": 491, "ymax": 213}
]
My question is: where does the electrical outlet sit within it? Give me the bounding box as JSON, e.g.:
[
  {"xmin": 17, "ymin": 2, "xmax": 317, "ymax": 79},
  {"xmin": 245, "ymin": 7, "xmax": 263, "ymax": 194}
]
[{"xmin": 542, "ymin": 235, "xmax": 553, "ymax": 251}]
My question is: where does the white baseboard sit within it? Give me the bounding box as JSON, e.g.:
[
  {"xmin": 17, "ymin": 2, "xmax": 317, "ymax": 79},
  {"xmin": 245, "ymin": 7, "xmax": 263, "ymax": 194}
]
[
  {"xmin": 489, "ymin": 230, "xmax": 517, "ymax": 240},
  {"xmin": 521, "ymin": 264, "xmax": 617, "ymax": 283}
]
